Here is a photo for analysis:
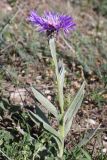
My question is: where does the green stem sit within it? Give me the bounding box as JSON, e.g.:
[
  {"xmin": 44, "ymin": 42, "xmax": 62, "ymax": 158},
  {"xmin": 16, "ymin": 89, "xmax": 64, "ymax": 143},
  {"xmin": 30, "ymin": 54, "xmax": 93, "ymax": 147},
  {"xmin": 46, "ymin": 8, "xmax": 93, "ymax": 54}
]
[
  {"xmin": 49, "ymin": 38, "xmax": 64, "ymax": 114},
  {"xmin": 49, "ymin": 38, "xmax": 65, "ymax": 159},
  {"xmin": 0, "ymin": 149, "xmax": 12, "ymax": 160},
  {"xmin": 57, "ymin": 80, "xmax": 64, "ymax": 114}
]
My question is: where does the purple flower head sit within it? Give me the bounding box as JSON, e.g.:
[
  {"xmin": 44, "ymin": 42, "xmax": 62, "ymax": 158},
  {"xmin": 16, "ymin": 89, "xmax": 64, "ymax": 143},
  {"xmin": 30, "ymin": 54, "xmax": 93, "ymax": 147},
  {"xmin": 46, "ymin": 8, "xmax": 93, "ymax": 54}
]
[{"xmin": 28, "ymin": 11, "xmax": 76, "ymax": 36}]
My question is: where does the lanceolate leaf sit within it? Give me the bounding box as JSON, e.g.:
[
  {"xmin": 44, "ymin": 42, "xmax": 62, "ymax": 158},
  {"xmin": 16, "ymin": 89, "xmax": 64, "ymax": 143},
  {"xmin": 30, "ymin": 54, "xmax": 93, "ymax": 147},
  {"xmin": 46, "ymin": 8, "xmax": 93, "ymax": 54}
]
[
  {"xmin": 78, "ymin": 124, "xmax": 100, "ymax": 148},
  {"xmin": 64, "ymin": 81, "xmax": 85, "ymax": 123},
  {"xmin": 34, "ymin": 105, "xmax": 50, "ymax": 125},
  {"xmin": 64, "ymin": 93, "xmax": 84, "ymax": 137},
  {"xmin": 31, "ymin": 87, "xmax": 58, "ymax": 120},
  {"xmin": 49, "ymin": 38, "xmax": 57, "ymax": 67},
  {"xmin": 58, "ymin": 60, "xmax": 65, "ymax": 110},
  {"xmin": 64, "ymin": 81, "xmax": 85, "ymax": 137},
  {"xmin": 81, "ymin": 148, "xmax": 92, "ymax": 160},
  {"xmin": 29, "ymin": 110, "xmax": 61, "ymax": 143}
]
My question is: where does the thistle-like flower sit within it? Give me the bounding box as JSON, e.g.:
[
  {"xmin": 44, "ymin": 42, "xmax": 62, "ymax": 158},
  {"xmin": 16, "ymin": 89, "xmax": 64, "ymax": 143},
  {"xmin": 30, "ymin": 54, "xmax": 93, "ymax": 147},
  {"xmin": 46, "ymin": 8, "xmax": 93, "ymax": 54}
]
[{"xmin": 28, "ymin": 11, "xmax": 76, "ymax": 36}]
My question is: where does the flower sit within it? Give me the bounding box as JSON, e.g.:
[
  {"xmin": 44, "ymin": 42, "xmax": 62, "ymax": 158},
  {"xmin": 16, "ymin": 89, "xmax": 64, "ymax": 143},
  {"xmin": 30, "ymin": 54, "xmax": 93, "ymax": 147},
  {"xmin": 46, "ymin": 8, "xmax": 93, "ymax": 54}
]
[{"xmin": 28, "ymin": 11, "xmax": 76, "ymax": 36}]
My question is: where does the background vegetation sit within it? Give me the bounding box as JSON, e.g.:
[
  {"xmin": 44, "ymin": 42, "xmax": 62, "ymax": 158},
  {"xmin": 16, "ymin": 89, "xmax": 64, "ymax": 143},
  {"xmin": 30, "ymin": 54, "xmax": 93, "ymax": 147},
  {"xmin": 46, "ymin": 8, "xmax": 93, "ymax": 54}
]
[{"xmin": 0, "ymin": 0, "xmax": 107, "ymax": 159}]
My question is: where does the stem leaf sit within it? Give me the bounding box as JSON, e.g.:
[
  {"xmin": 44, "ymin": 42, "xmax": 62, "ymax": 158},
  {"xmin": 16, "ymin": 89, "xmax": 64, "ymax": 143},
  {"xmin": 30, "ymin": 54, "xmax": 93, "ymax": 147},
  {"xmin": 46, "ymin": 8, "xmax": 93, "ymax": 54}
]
[
  {"xmin": 64, "ymin": 81, "xmax": 85, "ymax": 137},
  {"xmin": 78, "ymin": 124, "xmax": 100, "ymax": 147},
  {"xmin": 49, "ymin": 38, "xmax": 57, "ymax": 66},
  {"xmin": 28, "ymin": 110, "xmax": 61, "ymax": 143},
  {"xmin": 31, "ymin": 87, "xmax": 58, "ymax": 120},
  {"xmin": 58, "ymin": 60, "xmax": 65, "ymax": 112}
]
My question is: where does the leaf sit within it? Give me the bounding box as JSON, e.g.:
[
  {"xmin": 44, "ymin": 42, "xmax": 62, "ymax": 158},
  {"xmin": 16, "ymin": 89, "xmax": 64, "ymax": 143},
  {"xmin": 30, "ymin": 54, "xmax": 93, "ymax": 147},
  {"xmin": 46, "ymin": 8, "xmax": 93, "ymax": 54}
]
[
  {"xmin": 64, "ymin": 93, "xmax": 84, "ymax": 137},
  {"xmin": 81, "ymin": 149, "xmax": 92, "ymax": 160},
  {"xmin": 78, "ymin": 124, "xmax": 101, "ymax": 148},
  {"xmin": 64, "ymin": 81, "xmax": 85, "ymax": 137},
  {"xmin": 49, "ymin": 38, "xmax": 57, "ymax": 66},
  {"xmin": 28, "ymin": 111, "xmax": 61, "ymax": 143},
  {"xmin": 64, "ymin": 81, "xmax": 85, "ymax": 123},
  {"xmin": 0, "ymin": 150, "xmax": 12, "ymax": 160},
  {"xmin": 54, "ymin": 136, "xmax": 63, "ymax": 155},
  {"xmin": 58, "ymin": 60, "xmax": 65, "ymax": 109},
  {"xmin": 34, "ymin": 105, "xmax": 50, "ymax": 125},
  {"xmin": 31, "ymin": 87, "xmax": 58, "ymax": 120},
  {"xmin": 0, "ymin": 101, "xmax": 6, "ymax": 110},
  {"xmin": 0, "ymin": 98, "xmax": 10, "ymax": 110}
]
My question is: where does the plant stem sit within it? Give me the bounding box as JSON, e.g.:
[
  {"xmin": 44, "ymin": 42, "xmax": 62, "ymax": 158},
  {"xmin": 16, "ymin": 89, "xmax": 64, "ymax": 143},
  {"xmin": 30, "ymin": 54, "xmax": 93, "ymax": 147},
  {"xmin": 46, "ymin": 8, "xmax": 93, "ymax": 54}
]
[
  {"xmin": 0, "ymin": 150, "xmax": 12, "ymax": 160},
  {"xmin": 49, "ymin": 38, "xmax": 64, "ymax": 114},
  {"xmin": 49, "ymin": 37, "xmax": 65, "ymax": 159}
]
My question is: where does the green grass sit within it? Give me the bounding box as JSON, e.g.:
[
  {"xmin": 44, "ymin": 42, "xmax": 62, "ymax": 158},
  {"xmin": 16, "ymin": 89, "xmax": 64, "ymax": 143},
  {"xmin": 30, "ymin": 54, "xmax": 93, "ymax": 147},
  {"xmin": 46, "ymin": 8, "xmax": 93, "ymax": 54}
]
[{"xmin": 0, "ymin": 98, "xmax": 107, "ymax": 160}]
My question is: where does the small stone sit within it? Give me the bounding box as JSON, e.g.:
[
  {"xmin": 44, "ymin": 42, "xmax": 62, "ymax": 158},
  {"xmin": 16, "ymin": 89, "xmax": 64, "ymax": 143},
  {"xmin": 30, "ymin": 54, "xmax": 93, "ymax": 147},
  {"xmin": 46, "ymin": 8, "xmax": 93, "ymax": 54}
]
[
  {"xmin": 45, "ymin": 90, "xmax": 50, "ymax": 94},
  {"xmin": 86, "ymin": 119, "xmax": 96, "ymax": 125},
  {"xmin": 10, "ymin": 88, "xmax": 26, "ymax": 105},
  {"xmin": 102, "ymin": 148, "xmax": 107, "ymax": 153},
  {"xmin": 47, "ymin": 95, "xmax": 52, "ymax": 101}
]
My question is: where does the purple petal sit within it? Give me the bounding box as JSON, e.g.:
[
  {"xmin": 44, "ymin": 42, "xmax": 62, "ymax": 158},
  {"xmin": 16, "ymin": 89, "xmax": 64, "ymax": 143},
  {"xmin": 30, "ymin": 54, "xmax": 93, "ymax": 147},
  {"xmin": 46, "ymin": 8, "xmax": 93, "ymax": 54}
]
[{"xmin": 28, "ymin": 10, "xmax": 76, "ymax": 35}]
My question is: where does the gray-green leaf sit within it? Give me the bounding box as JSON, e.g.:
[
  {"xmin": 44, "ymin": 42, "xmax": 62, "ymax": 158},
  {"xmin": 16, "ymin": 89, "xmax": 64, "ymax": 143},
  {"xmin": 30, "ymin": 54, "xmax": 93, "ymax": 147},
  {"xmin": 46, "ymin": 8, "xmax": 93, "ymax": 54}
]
[
  {"xmin": 49, "ymin": 38, "xmax": 57, "ymax": 67},
  {"xmin": 78, "ymin": 124, "xmax": 100, "ymax": 147},
  {"xmin": 64, "ymin": 81, "xmax": 85, "ymax": 137},
  {"xmin": 29, "ymin": 110, "xmax": 61, "ymax": 143},
  {"xmin": 58, "ymin": 60, "xmax": 65, "ymax": 110},
  {"xmin": 31, "ymin": 87, "xmax": 58, "ymax": 120}
]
